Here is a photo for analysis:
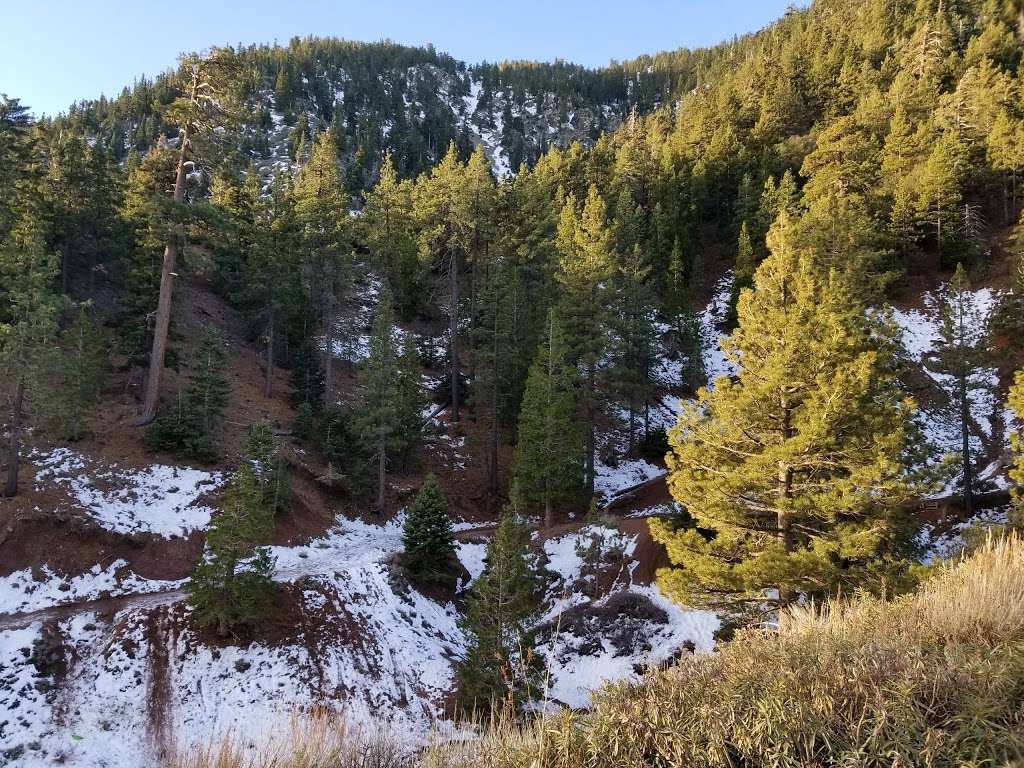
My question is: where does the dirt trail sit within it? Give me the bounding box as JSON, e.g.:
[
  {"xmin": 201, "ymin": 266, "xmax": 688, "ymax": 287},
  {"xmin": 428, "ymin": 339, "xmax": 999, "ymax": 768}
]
[
  {"xmin": 146, "ymin": 605, "xmax": 175, "ymax": 760},
  {"xmin": 0, "ymin": 588, "xmax": 185, "ymax": 632}
]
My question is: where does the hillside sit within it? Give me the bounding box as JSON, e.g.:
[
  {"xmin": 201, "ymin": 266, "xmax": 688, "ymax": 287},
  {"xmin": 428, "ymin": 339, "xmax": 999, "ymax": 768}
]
[{"xmin": 3, "ymin": 0, "xmax": 1024, "ymax": 766}]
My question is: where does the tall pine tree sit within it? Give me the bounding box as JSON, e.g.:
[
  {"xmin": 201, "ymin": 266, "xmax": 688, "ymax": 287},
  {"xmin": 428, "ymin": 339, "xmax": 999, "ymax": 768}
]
[{"xmin": 651, "ymin": 213, "xmax": 921, "ymax": 622}]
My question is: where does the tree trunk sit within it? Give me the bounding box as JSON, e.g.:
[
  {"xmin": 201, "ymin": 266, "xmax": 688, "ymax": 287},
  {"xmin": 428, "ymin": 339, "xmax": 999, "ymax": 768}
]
[
  {"xmin": 449, "ymin": 250, "xmax": 460, "ymax": 422},
  {"xmin": 323, "ymin": 265, "xmax": 335, "ymax": 405},
  {"xmin": 959, "ymin": 372, "xmax": 974, "ymax": 517},
  {"xmin": 264, "ymin": 294, "xmax": 275, "ymax": 399},
  {"xmin": 3, "ymin": 375, "xmax": 25, "ymax": 498},
  {"xmin": 777, "ymin": 397, "xmax": 795, "ymax": 610},
  {"xmin": 585, "ymin": 362, "xmax": 596, "ymax": 499},
  {"xmin": 545, "ymin": 498, "xmax": 553, "ymax": 530},
  {"xmin": 377, "ymin": 419, "xmax": 386, "ymax": 514},
  {"xmin": 487, "ymin": 297, "xmax": 500, "ymax": 500},
  {"xmin": 136, "ymin": 111, "xmax": 195, "ymax": 426}
]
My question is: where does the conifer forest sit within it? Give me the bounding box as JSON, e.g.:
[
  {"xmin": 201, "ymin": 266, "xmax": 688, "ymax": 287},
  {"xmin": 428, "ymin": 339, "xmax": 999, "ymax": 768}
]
[{"xmin": 3, "ymin": 1, "xmax": 1024, "ymax": 766}]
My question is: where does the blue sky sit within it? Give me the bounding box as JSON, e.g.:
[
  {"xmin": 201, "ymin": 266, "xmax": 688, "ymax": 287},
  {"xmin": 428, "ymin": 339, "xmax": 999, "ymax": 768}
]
[{"xmin": 3, "ymin": 1, "xmax": 798, "ymax": 117}]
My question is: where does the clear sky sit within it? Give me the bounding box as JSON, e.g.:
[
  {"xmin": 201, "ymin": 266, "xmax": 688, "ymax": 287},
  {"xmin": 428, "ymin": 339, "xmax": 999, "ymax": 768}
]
[{"xmin": 2, "ymin": 0, "xmax": 798, "ymax": 118}]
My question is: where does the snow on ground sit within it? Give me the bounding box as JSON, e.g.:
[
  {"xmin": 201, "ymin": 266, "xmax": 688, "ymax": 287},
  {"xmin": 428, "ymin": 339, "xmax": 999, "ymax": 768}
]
[
  {"xmin": 918, "ymin": 506, "xmax": 1011, "ymax": 563},
  {"xmin": 32, "ymin": 448, "xmax": 225, "ymax": 538},
  {"xmin": 699, "ymin": 273, "xmax": 737, "ymax": 384},
  {"xmin": 536, "ymin": 524, "xmax": 717, "ymax": 709},
  {"xmin": 889, "ymin": 286, "xmax": 1011, "ymax": 489},
  {"xmin": 0, "ymin": 514, "xmax": 467, "ymax": 767},
  {"xmin": 594, "ymin": 456, "xmax": 664, "ymax": 501},
  {"xmin": 455, "ymin": 541, "xmax": 487, "ymax": 591},
  {"xmin": 0, "ymin": 562, "xmax": 182, "ymax": 615}
]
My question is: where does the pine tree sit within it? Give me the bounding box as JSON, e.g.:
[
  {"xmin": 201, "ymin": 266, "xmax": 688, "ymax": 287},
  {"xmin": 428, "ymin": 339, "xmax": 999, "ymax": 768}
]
[
  {"xmin": 0, "ymin": 214, "xmax": 61, "ymax": 497},
  {"xmin": 513, "ymin": 313, "xmax": 584, "ymax": 528},
  {"xmin": 119, "ymin": 142, "xmax": 180, "ymax": 368},
  {"xmin": 356, "ymin": 284, "xmax": 424, "ymax": 511},
  {"xmin": 187, "ymin": 463, "xmax": 276, "ymax": 636},
  {"xmin": 1009, "ymin": 371, "xmax": 1024, "ymax": 526},
  {"xmin": 145, "ymin": 326, "xmax": 231, "ymax": 462},
  {"xmin": 650, "ymin": 212, "xmax": 921, "ymax": 623},
  {"xmin": 38, "ymin": 306, "xmax": 107, "ymax": 442},
  {"xmin": 414, "ymin": 144, "xmax": 471, "ymax": 421},
  {"xmin": 137, "ymin": 48, "xmax": 246, "ymax": 425},
  {"xmin": 362, "ymin": 152, "xmax": 422, "ymax": 320},
  {"xmin": 402, "ymin": 474, "xmax": 456, "ymax": 579},
  {"xmin": 0, "ymin": 96, "xmax": 34, "ymax": 241},
  {"xmin": 293, "ymin": 129, "xmax": 351, "ymax": 405},
  {"xmin": 245, "ymin": 421, "xmax": 290, "ymax": 516},
  {"xmin": 609, "ymin": 245, "xmax": 657, "ymax": 453},
  {"xmin": 458, "ymin": 511, "xmax": 541, "ymax": 715},
  {"xmin": 556, "ymin": 186, "xmax": 616, "ymax": 498},
  {"xmin": 927, "ymin": 263, "xmax": 988, "ymax": 515}
]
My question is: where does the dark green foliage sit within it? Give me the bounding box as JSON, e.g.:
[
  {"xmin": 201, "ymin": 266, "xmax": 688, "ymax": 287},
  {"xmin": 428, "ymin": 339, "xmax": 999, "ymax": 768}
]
[
  {"xmin": 38, "ymin": 306, "xmax": 107, "ymax": 441},
  {"xmin": 513, "ymin": 314, "xmax": 584, "ymax": 522},
  {"xmin": 401, "ymin": 475, "xmax": 455, "ymax": 579},
  {"xmin": 145, "ymin": 326, "xmax": 230, "ymax": 462},
  {"xmin": 288, "ymin": 334, "xmax": 325, "ymax": 411},
  {"xmin": 458, "ymin": 511, "xmax": 542, "ymax": 715},
  {"xmin": 311, "ymin": 405, "xmax": 374, "ymax": 497},
  {"xmin": 187, "ymin": 463, "xmax": 276, "ymax": 636},
  {"xmin": 356, "ymin": 284, "xmax": 425, "ymax": 509},
  {"xmin": 245, "ymin": 421, "xmax": 290, "ymax": 515}
]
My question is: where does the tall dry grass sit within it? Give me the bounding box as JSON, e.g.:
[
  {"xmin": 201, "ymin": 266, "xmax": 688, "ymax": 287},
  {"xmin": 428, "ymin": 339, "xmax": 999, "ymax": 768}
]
[
  {"xmin": 168, "ymin": 712, "xmax": 412, "ymax": 768},
  {"xmin": 173, "ymin": 535, "xmax": 1024, "ymax": 768}
]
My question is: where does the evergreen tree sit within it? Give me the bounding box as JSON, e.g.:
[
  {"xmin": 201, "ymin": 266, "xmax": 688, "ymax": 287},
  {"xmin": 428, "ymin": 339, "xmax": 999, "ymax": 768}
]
[
  {"xmin": 0, "ymin": 214, "xmax": 61, "ymax": 497},
  {"xmin": 458, "ymin": 511, "xmax": 541, "ymax": 715},
  {"xmin": 119, "ymin": 142, "xmax": 180, "ymax": 368},
  {"xmin": 362, "ymin": 152, "xmax": 422, "ymax": 320},
  {"xmin": 556, "ymin": 186, "xmax": 616, "ymax": 498},
  {"xmin": 245, "ymin": 421, "xmax": 290, "ymax": 516},
  {"xmin": 926, "ymin": 264, "xmax": 989, "ymax": 515},
  {"xmin": 356, "ymin": 284, "xmax": 424, "ymax": 511},
  {"xmin": 137, "ymin": 48, "xmax": 246, "ymax": 425},
  {"xmin": 401, "ymin": 474, "xmax": 456, "ymax": 579},
  {"xmin": 145, "ymin": 326, "xmax": 231, "ymax": 462},
  {"xmin": 38, "ymin": 306, "xmax": 107, "ymax": 442},
  {"xmin": 650, "ymin": 213, "xmax": 921, "ymax": 623},
  {"xmin": 513, "ymin": 313, "xmax": 584, "ymax": 528},
  {"xmin": 293, "ymin": 129, "xmax": 351, "ymax": 405},
  {"xmin": 0, "ymin": 96, "xmax": 34, "ymax": 241},
  {"xmin": 1009, "ymin": 370, "xmax": 1024, "ymax": 526},
  {"xmin": 187, "ymin": 463, "xmax": 276, "ymax": 636},
  {"xmin": 609, "ymin": 244, "xmax": 657, "ymax": 453}
]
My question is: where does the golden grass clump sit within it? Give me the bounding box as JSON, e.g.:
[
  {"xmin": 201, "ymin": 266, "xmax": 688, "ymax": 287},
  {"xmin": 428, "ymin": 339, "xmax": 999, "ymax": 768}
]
[{"xmin": 168, "ymin": 712, "xmax": 411, "ymax": 768}]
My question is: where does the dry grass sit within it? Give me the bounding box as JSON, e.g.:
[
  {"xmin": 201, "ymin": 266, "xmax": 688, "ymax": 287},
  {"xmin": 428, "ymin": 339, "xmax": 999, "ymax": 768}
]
[
  {"xmin": 173, "ymin": 535, "xmax": 1024, "ymax": 768},
  {"xmin": 168, "ymin": 712, "xmax": 412, "ymax": 768}
]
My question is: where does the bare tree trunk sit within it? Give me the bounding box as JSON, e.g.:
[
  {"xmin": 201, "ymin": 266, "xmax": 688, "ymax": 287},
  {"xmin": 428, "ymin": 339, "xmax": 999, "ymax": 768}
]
[
  {"xmin": 959, "ymin": 372, "xmax": 974, "ymax": 517},
  {"xmin": 136, "ymin": 119, "xmax": 193, "ymax": 426},
  {"xmin": 585, "ymin": 362, "xmax": 596, "ymax": 499},
  {"xmin": 545, "ymin": 498, "xmax": 553, "ymax": 530},
  {"xmin": 487, "ymin": 295, "xmax": 500, "ymax": 500},
  {"xmin": 3, "ymin": 375, "xmax": 25, "ymax": 498},
  {"xmin": 449, "ymin": 250, "xmax": 460, "ymax": 423},
  {"xmin": 777, "ymin": 399, "xmax": 795, "ymax": 611},
  {"xmin": 323, "ymin": 265, "xmax": 335, "ymax": 405},
  {"xmin": 377, "ymin": 420, "xmax": 386, "ymax": 514}
]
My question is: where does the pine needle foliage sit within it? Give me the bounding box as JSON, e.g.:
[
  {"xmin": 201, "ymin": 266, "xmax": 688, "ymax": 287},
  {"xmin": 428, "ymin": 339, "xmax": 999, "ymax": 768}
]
[
  {"xmin": 145, "ymin": 325, "xmax": 231, "ymax": 462},
  {"xmin": 458, "ymin": 511, "xmax": 542, "ymax": 716},
  {"xmin": 401, "ymin": 474, "xmax": 456, "ymax": 579},
  {"xmin": 651, "ymin": 212, "xmax": 923, "ymax": 623},
  {"xmin": 187, "ymin": 463, "xmax": 276, "ymax": 637}
]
